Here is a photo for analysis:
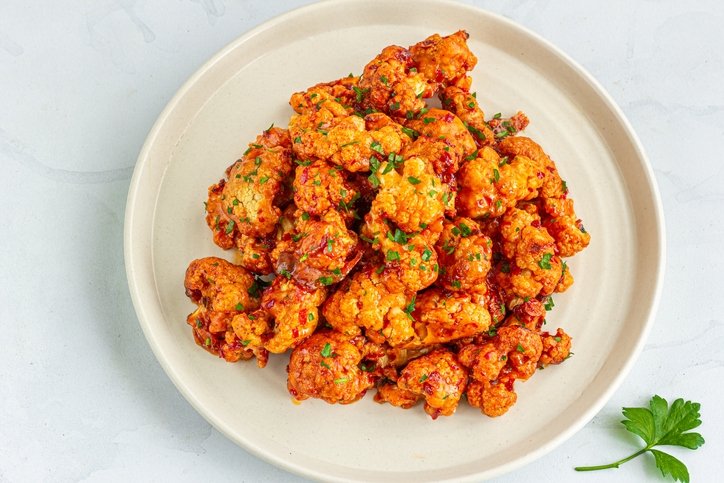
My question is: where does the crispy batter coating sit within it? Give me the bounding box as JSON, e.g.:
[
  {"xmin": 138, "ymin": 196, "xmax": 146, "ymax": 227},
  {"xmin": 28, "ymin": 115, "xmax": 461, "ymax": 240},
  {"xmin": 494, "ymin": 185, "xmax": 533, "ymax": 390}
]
[
  {"xmin": 184, "ymin": 257, "xmax": 266, "ymax": 366},
  {"xmin": 259, "ymin": 277, "xmax": 327, "ymax": 354},
  {"xmin": 396, "ymin": 349, "xmax": 468, "ymax": 419},
  {"xmin": 497, "ymin": 136, "xmax": 565, "ymax": 201},
  {"xmin": 287, "ymin": 331, "xmax": 376, "ymax": 404},
  {"xmin": 487, "ymin": 111, "xmax": 530, "ymax": 141},
  {"xmin": 540, "ymin": 197, "xmax": 591, "ymax": 258},
  {"xmin": 272, "ymin": 209, "xmax": 363, "ymax": 288},
  {"xmin": 456, "ymin": 147, "xmax": 543, "ymax": 219},
  {"xmin": 409, "ymin": 30, "xmax": 478, "ymax": 91},
  {"xmin": 435, "ymin": 217, "xmax": 492, "ymax": 292},
  {"xmin": 290, "ymin": 77, "xmax": 359, "ymax": 116}
]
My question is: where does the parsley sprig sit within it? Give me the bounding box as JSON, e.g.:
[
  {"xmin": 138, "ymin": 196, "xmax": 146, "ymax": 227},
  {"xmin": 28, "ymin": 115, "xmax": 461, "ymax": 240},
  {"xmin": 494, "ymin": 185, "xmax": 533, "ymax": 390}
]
[{"xmin": 575, "ymin": 396, "xmax": 704, "ymax": 482}]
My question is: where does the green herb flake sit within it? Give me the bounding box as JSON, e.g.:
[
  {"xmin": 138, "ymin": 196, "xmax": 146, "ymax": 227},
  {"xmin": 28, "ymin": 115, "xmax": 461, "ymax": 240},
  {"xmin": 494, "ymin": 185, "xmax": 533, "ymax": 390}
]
[
  {"xmin": 538, "ymin": 253, "xmax": 553, "ymax": 270},
  {"xmin": 408, "ymin": 176, "xmax": 421, "ymax": 185},
  {"xmin": 235, "ymin": 303, "xmax": 244, "ymax": 311},
  {"xmin": 334, "ymin": 377, "xmax": 349, "ymax": 384},
  {"xmin": 419, "ymin": 374, "xmax": 428, "ymax": 383}
]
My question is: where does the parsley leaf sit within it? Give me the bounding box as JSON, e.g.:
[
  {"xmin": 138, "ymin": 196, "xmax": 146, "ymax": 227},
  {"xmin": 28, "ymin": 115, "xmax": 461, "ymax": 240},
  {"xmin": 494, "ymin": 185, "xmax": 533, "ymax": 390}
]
[{"xmin": 575, "ymin": 396, "xmax": 705, "ymax": 483}]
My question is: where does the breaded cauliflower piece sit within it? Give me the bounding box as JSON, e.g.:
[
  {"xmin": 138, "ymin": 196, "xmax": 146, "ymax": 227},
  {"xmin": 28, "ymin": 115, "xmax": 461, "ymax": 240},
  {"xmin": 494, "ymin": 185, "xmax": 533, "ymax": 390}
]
[
  {"xmin": 359, "ymin": 45, "xmax": 431, "ymax": 117},
  {"xmin": 404, "ymin": 108, "xmax": 477, "ymax": 162},
  {"xmin": 396, "ymin": 349, "xmax": 468, "ymax": 419},
  {"xmin": 540, "ymin": 197, "xmax": 591, "ymax": 258},
  {"xmin": 497, "ymin": 136, "xmax": 565, "ymax": 201},
  {"xmin": 208, "ymin": 127, "xmax": 294, "ymax": 241},
  {"xmin": 373, "ymin": 383, "xmax": 421, "ymax": 409},
  {"xmin": 321, "ymin": 263, "xmax": 415, "ymax": 346},
  {"xmin": 183, "ymin": 257, "xmax": 265, "ymax": 365},
  {"xmin": 466, "ymin": 377, "xmax": 517, "ymax": 418},
  {"xmin": 487, "ymin": 111, "xmax": 530, "ymax": 141},
  {"xmin": 497, "ymin": 206, "xmax": 563, "ymax": 299},
  {"xmin": 538, "ymin": 328, "xmax": 572, "ymax": 366},
  {"xmin": 289, "ymin": 98, "xmax": 407, "ymax": 173},
  {"xmin": 363, "ymin": 211, "xmax": 439, "ymax": 293},
  {"xmin": 439, "ymin": 85, "xmax": 494, "ymax": 148},
  {"xmin": 409, "ymin": 30, "xmax": 478, "ymax": 91},
  {"xmin": 259, "ymin": 276, "xmax": 327, "ymax": 354},
  {"xmin": 400, "ymin": 288, "xmax": 491, "ymax": 349},
  {"xmin": 289, "ymin": 77, "xmax": 359, "ymax": 116},
  {"xmin": 434, "ymin": 217, "xmax": 492, "ymax": 292},
  {"xmin": 456, "ymin": 147, "xmax": 543, "ymax": 219},
  {"xmin": 287, "ymin": 331, "xmax": 376, "ymax": 404},
  {"xmin": 293, "ymin": 159, "xmax": 360, "ymax": 220},
  {"xmin": 372, "ymin": 155, "xmax": 446, "ymax": 234},
  {"xmin": 272, "ymin": 209, "xmax": 363, "ymax": 289}
]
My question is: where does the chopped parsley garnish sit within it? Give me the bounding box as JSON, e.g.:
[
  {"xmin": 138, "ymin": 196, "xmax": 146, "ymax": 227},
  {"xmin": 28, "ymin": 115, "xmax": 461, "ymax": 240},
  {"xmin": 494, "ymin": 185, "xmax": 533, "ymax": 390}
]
[{"xmin": 538, "ymin": 253, "xmax": 553, "ymax": 270}]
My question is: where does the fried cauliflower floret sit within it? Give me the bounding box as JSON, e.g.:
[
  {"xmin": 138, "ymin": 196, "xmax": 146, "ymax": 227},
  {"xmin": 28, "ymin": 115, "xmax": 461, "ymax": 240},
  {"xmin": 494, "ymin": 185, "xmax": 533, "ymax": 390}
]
[
  {"xmin": 439, "ymin": 85, "xmax": 494, "ymax": 147},
  {"xmin": 505, "ymin": 297, "xmax": 547, "ymax": 331},
  {"xmin": 214, "ymin": 127, "xmax": 294, "ymax": 239},
  {"xmin": 401, "ymin": 134, "xmax": 459, "ymax": 185},
  {"xmin": 321, "ymin": 263, "xmax": 410, "ymax": 340},
  {"xmin": 409, "ymin": 30, "xmax": 478, "ymax": 91},
  {"xmin": 497, "ymin": 136, "xmax": 565, "ymax": 201},
  {"xmin": 538, "ymin": 328, "xmax": 572, "ymax": 366},
  {"xmin": 363, "ymin": 211, "xmax": 439, "ymax": 293},
  {"xmin": 466, "ymin": 377, "xmax": 517, "ymax": 417},
  {"xmin": 396, "ymin": 349, "xmax": 468, "ymax": 419},
  {"xmin": 184, "ymin": 257, "xmax": 264, "ymax": 364},
  {"xmin": 374, "ymin": 383, "xmax": 421, "ymax": 409},
  {"xmin": 293, "ymin": 159, "xmax": 359, "ymax": 219},
  {"xmin": 404, "ymin": 108, "xmax": 476, "ymax": 162},
  {"xmin": 456, "ymin": 147, "xmax": 543, "ymax": 219},
  {"xmin": 487, "ymin": 111, "xmax": 530, "ymax": 141},
  {"xmin": 235, "ymin": 233, "xmax": 276, "ymax": 275},
  {"xmin": 434, "ymin": 217, "xmax": 492, "ymax": 292},
  {"xmin": 289, "ymin": 103, "xmax": 407, "ymax": 172},
  {"xmin": 373, "ymin": 155, "xmax": 446, "ymax": 233},
  {"xmin": 359, "ymin": 45, "xmax": 431, "ymax": 117},
  {"xmin": 289, "ymin": 78, "xmax": 358, "ymax": 116},
  {"xmin": 401, "ymin": 288, "xmax": 491, "ymax": 349},
  {"xmin": 287, "ymin": 331, "xmax": 376, "ymax": 404},
  {"xmin": 540, "ymin": 197, "xmax": 591, "ymax": 258},
  {"xmin": 272, "ymin": 209, "xmax": 363, "ymax": 288},
  {"xmin": 259, "ymin": 277, "xmax": 326, "ymax": 354}
]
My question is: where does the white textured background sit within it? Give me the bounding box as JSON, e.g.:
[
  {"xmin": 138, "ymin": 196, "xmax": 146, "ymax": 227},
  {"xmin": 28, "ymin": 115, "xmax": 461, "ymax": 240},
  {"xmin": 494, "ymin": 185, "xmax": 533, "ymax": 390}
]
[{"xmin": 1, "ymin": 1, "xmax": 721, "ymax": 482}]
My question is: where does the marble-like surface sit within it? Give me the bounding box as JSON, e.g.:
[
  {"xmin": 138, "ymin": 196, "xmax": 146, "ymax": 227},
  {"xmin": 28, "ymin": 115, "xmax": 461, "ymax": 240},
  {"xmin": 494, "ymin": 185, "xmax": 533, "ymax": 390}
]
[{"xmin": 1, "ymin": 1, "xmax": 721, "ymax": 482}]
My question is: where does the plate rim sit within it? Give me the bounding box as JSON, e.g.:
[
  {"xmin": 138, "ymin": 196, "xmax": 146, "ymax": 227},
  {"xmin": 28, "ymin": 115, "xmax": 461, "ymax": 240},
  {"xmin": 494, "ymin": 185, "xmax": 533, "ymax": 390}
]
[{"xmin": 124, "ymin": 1, "xmax": 666, "ymax": 481}]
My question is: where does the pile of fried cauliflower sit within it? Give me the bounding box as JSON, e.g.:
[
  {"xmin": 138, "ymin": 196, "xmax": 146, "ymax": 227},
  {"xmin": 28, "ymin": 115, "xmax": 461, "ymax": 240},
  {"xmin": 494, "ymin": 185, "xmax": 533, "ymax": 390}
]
[{"xmin": 184, "ymin": 31, "xmax": 590, "ymax": 419}]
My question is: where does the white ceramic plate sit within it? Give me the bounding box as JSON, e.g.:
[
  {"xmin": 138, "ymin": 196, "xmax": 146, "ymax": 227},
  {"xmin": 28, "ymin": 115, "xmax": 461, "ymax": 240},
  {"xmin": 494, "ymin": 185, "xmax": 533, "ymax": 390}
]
[{"xmin": 124, "ymin": 1, "xmax": 665, "ymax": 481}]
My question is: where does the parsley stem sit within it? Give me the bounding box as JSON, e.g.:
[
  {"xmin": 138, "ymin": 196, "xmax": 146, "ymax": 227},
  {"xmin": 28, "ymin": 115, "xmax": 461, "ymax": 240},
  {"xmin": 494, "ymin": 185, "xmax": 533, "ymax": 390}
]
[{"xmin": 574, "ymin": 448, "xmax": 648, "ymax": 472}]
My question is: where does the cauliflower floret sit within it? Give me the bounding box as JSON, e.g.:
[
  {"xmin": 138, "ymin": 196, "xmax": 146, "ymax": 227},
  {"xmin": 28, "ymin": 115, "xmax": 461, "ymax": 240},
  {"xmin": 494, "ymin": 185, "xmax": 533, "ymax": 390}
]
[
  {"xmin": 487, "ymin": 111, "xmax": 530, "ymax": 141},
  {"xmin": 409, "ymin": 30, "xmax": 478, "ymax": 91},
  {"xmin": 540, "ymin": 196, "xmax": 591, "ymax": 258},
  {"xmin": 372, "ymin": 155, "xmax": 446, "ymax": 233},
  {"xmin": 183, "ymin": 257, "xmax": 264, "ymax": 364},
  {"xmin": 272, "ymin": 209, "xmax": 363, "ymax": 289},
  {"xmin": 289, "ymin": 100, "xmax": 407, "ymax": 173},
  {"xmin": 465, "ymin": 377, "xmax": 517, "ymax": 417},
  {"xmin": 400, "ymin": 288, "xmax": 491, "ymax": 349},
  {"xmin": 373, "ymin": 383, "xmax": 421, "ymax": 409},
  {"xmin": 434, "ymin": 217, "xmax": 492, "ymax": 292},
  {"xmin": 456, "ymin": 147, "xmax": 543, "ymax": 219},
  {"xmin": 439, "ymin": 85, "xmax": 494, "ymax": 148},
  {"xmin": 538, "ymin": 328, "xmax": 573, "ymax": 366},
  {"xmin": 210, "ymin": 127, "xmax": 294, "ymax": 240},
  {"xmin": 358, "ymin": 45, "xmax": 431, "ymax": 117},
  {"xmin": 497, "ymin": 206, "xmax": 563, "ymax": 299},
  {"xmin": 396, "ymin": 349, "xmax": 468, "ymax": 419},
  {"xmin": 293, "ymin": 159, "xmax": 360, "ymax": 220},
  {"xmin": 287, "ymin": 331, "xmax": 376, "ymax": 404},
  {"xmin": 363, "ymin": 210, "xmax": 439, "ymax": 293},
  {"xmin": 497, "ymin": 136, "xmax": 565, "ymax": 201},
  {"xmin": 404, "ymin": 108, "xmax": 476, "ymax": 162},
  {"xmin": 258, "ymin": 276, "xmax": 327, "ymax": 354}
]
